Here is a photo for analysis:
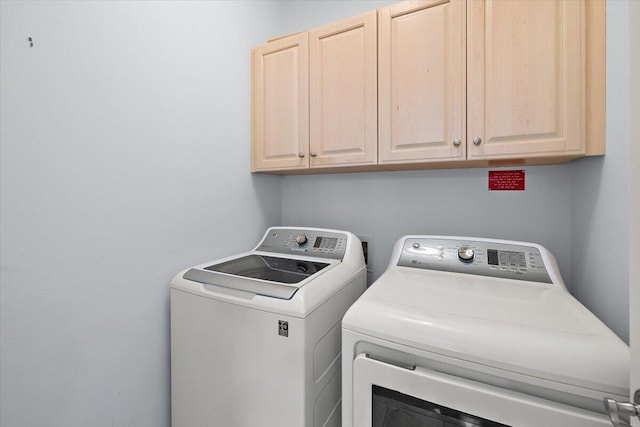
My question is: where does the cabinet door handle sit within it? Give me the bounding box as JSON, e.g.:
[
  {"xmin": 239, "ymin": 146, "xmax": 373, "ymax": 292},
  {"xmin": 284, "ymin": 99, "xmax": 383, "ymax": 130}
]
[
  {"xmin": 473, "ymin": 137, "xmax": 482, "ymax": 146},
  {"xmin": 453, "ymin": 139, "xmax": 462, "ymax": 147},
  {"xmin": 310, "ymin": 152, "xmax": 317, "ymax": 157},
  {"xmin": 298, "ymin": 152, "xmax": 305, "ymax": 158}
]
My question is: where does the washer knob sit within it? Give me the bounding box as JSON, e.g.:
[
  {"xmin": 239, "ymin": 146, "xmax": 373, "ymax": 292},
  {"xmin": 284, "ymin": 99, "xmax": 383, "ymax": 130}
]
[
  {"xmin": 458, "ymin": 246, "xmax": 475, "ymax": 263},
  {"xmin": 295, "ymin": 234, "xmax": 308, "ymax": 245}
]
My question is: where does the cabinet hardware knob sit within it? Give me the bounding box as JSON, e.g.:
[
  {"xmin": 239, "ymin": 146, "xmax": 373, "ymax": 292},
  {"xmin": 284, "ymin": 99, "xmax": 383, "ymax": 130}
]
[
  {"xmin": 298, "ymin": 152, "xmax": 305, "ymax": 158},
  {"xmin": 310, "ymin": 152, "xmax": 317, "ymax": 157},
  {"xmin": 453, "ymin": 139, "xmax": 462, "ymax": 147},
  {"xmin": 473, "ymin": 137, "xmax": 482, "ymax": 146}
]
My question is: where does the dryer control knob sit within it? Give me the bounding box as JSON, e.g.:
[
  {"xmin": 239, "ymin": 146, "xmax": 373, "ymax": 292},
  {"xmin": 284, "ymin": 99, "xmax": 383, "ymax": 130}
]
[
  {"xmin": 458, "ymin": 246, "xmax": 475, "ymax": 263},
  {"xmin": 295, "ymin": 234, "xmax": 308, "ymax": 245}
]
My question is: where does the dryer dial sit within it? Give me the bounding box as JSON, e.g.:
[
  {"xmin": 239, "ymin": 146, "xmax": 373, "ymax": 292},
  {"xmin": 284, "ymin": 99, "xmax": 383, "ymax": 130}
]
[
  {"xmin": 295, "ymin": 234, "xmax": 308, "ymax": 245},
  {"xmin": 458, "ymin": 246, "xmax": 475, "ymax": 263}
]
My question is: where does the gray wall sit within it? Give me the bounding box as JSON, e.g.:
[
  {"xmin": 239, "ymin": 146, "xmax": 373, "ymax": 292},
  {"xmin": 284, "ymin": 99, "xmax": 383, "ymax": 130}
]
[
  {"xmin": 282, "ymin": 167, "xmax": 573, "ymax": 287},
  {"xmin": 278, "ymin": 0, "xmax": 630, "ymax": 343},
  {"xmin": 0, "ymin": 2, "xmax": 281, "ymax": 426},
  {"xmin": 0, "ymin": 1, "xmax": 633, "ymax": 427},
  {"xmin": 570, "ymin": 0, "xmax": 630, "ymax": 347},
  {"xmin": 279, "ymin": 0, "xmax": 396, "ymax": 33}
]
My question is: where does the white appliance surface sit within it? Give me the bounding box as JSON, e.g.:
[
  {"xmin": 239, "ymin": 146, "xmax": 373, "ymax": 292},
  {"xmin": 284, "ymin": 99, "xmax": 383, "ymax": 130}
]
[
  {"xmin": 342, "ymin": 235, "xmax": 630, "ymax": 427},
  {"xmin": 171, "ymin": 226, "xmax": 366, "ymax": 427}
]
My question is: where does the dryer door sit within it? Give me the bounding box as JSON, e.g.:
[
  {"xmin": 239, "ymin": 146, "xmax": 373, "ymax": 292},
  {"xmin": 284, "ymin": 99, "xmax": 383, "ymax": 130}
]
[{"xmin": 352, "ymin": 353, "xmax": 611, "ymax": 427}]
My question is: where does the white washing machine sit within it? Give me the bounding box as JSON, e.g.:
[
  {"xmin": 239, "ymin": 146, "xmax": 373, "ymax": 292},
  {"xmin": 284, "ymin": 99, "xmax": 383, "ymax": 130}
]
[
  {"xmin": 342, "ymin": 236, "xmax": 630, "ymax": 427},
  {"xmin": 171, "ymin": 227, "xmax": 366, "ymax": 427}
]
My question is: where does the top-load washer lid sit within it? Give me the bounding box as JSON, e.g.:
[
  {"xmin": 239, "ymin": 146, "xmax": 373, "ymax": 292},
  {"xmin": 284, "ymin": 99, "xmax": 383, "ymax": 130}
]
[
  {"xmin": 343, "ymin": 236, "xmax": 630, "ymax": 412},
  {"xmin": 180, "ymin": 228, "xmax": 352, "ymax": 300},
  {"xmin": 205, "ymin": 254, "xmax": 329, "ymax": 283},
  {"xmin": 183, "ymin": 254, "xmax": 331, "ymax": 299}
]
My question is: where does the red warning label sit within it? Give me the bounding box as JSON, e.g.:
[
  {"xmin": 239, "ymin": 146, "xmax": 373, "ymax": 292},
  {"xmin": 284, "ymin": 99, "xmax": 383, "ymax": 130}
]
[{"xmin": 488, "ymin": 170, "xmax": 525, "ymax": 191}]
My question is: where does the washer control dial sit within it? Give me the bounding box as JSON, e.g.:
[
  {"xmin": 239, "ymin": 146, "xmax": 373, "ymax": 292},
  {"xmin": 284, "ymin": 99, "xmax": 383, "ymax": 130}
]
[
  {"xmin": 458, "ymin": 246, "xmax": 475, "ymax": 263},
  {"xmin": 295, "ymin": 234, "xmax": 308, "ymax": 245}
]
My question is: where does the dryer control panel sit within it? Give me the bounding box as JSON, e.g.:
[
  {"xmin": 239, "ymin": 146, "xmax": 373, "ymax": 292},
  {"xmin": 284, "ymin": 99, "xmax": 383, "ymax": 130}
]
[
  {"xmin": 256, "ymin": 228, "xmax": 348, "ymax": 260},
  {"xmin": 397, "ymin": 237, "xmax": 552, "ymax": 284}
]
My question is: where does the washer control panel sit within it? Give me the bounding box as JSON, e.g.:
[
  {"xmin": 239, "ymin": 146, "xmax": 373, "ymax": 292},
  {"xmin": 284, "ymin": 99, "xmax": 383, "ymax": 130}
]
[
  {"xmin": 397, "ymin": 237, "xmax": 552, "ymax": 284},
  {"xmin": 256, "ymin": 228, "xmax": 347, "ymax": 260}
]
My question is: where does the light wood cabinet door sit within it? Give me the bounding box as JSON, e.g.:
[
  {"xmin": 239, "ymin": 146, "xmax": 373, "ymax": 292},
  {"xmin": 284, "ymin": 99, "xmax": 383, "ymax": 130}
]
[
  {"xmin": 309, "ymin": 11, "xmax": 378, "ymax": 168},
  {"xmin": 378, "ymin": 0, "xmax": 466, "ymax": 164},
  {"xmin": 467, "ymin": 0, "xmax": 584, "ymax": 160},
  {"xmin": 251, "ymin": 33, "xmax": 309, "ymax": 172}
]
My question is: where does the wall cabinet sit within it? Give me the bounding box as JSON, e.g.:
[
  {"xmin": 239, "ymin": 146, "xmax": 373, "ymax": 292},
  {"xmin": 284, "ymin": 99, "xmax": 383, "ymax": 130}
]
[
  {"xmin": 378, "ymin": 0, "xmax": 466, "ymax": 164},
  {"xmin": 309, "ymin": 11, "xmax": 378, "ymax": 168},
  {"xmin": 251, "ymin": 33, "xmax": 308, "ymax": 171},
  {"xmin": 252, "ymin": 12, "xmax": 377, "ymax": 172},
  {"xmin": 251, "ymin": 0, "xmax": 604, "ymax": 174},
  {"xmin": 466, "ymin": 0, "xmax": 584, "ymax": 160}
]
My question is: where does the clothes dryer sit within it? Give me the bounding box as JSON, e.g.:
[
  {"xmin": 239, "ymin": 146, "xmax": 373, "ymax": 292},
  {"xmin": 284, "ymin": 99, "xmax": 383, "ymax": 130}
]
[
  {"xmin": 171, "ymin": 227, "xmax": 366, "ymax": 427},
  {"xmin": 342, "ymin": 236, "xmax": 629, "ymax": 427}
]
